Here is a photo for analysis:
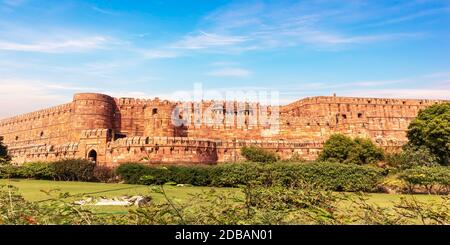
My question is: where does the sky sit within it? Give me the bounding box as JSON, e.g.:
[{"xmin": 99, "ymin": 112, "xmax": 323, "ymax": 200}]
[{"xmin": 0, "ymin": 0, "xmax": 449, "ymax": 118}]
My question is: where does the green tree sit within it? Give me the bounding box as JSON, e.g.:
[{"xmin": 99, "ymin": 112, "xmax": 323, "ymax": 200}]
[
  {"xmin": 386, "ymin": 145, "xmax": 439, "ymax": 170},
  {"xmin": 318, "ymin": 134, "xmax": 355, "ymax": 163},
  {"xmin": 319, "ymin": 134, "xmax": 384, "ymax": 165},
  {"xmin": 407, "ymin": 102, "xmax": 450, "ymax": 165},
  {"xmin": 0, "ymin": 138, "xmax": 11, "ymax": 164},
  {"xmin": 346, "ymin": 138, "xmax": 384, "ymax": 165}
]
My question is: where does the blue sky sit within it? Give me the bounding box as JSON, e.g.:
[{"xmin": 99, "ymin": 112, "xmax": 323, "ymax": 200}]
[{"xmin": 0, "ymin": 0, "xmax": 449, "ymax": 118}]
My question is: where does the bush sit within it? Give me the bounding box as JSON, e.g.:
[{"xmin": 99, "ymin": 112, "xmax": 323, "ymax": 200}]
[
  {"xmin": 116, "ymin": 163, "xmax": 149, "ymax": 184},
  {"xmin": 399, "ymin": 166, "xmax": 450, "ymax": 194},
  {"xmin": 241, "ymin": 146, "xmax": 278, "ymax": 163},
  {"xmin": 271, "ymin": 162, "xmax": 384, "ymax": 192},
  {"xmin": 52, "ymin": 159, "xmax": 96, "ymax": 181},
  {"xmin": 92, "ymin": 166, "xmax": 116, "ymax": 183},
  {"xmin": 0, "ymin": 164, "xmax": 22, "ymax": 178},
  {"xmin": 319, "ymin": 134, "xmax": 384, "ymax": 165},
  {"xmin": 386, "ymin": 146, "xmax": 439, "ymax": 170},
  {"xmin": 21, "ymin": 162, "xmax": 55, "ymax": 180},
  {"xmin": 116, "ymin": 162, "xmax": 384, "ymax": 192}
]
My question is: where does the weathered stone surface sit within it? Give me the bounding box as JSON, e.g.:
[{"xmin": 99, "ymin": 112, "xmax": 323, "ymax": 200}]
[{"xmin": 0, "ymin": 93, "xmax": 447, "ymax": 166}]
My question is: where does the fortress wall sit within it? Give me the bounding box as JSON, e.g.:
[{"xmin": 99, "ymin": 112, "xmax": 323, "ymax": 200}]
[
  {"xmin": 72, "ymin": 93, "xmax": 116, "ymax": 138},
  {"xmin": 0, "ymin": 103, "xmax": 75, "ymax": 150},
  {"xmin": 278, "ymin": 96, "xmax": 445, "ymax": 145},
  {"xmin": 1, "ymin": 92, "xmax": 447, "ymax": 165},
  {"xmin": 104, "ymin": 136, "xmax": 322, "ymax": 165},
  {"xmin": 105, "ymin": 136, "xmax": 219, "ymax": 165}
]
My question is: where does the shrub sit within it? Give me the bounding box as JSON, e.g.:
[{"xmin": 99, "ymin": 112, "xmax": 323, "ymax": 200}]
[
  {"xmin": 21, "ymin": 162, "xmax": 55, "ymax": 180},
  {"xmin": 399, "ymin": 166, "xmax": 450, "ymax": 194},
  {"xmin": 271, "ymin": 162, "xmax": 384, "ymax": 192},
  {"xmin": 51, "ymin": 159, "xmax": 96, "ymax": 181},
  {"xmin": 117, "ymin": 162, "xmax": 383, "ymax": 192},
  {"xmin": 116, "ymin": 163, "xmax": 149, "ymax": 184},
  {"xmin": 241, "ymin": 146, "xmax": 278, "ymax": 163},
  {"xmin": 319, "ymin": 134, "xmax": 384, "ymax": 165},
  {"xmin": 386, "ymin": 146, "xmax": 439, "ymax": 170},
  {"xmin": 0, "ymin": 164, "xmax": 22, "ymax": 178},
  {"xmin": 92, "ymin": 165, "xmax": 116, "ymax": 183}
]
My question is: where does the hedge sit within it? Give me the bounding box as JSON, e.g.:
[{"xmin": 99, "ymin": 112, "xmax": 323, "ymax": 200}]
[
  {"xmin": 0, "ymin": 159, "xmax": 114, "ymax": 182},
  {"xmin": 116, "ymin": 162, "xmax": 384, "ymax": 192}
]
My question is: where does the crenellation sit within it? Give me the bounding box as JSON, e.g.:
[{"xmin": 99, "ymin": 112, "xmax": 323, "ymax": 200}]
[{"xmin": 1, "ymin": 93, "xmax": 448, "ymax": 166}]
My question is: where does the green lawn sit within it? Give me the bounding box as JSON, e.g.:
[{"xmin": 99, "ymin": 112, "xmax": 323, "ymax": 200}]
[{"xmin": 0, "ymin": 179, "xmax": 444, "ymax": 215}]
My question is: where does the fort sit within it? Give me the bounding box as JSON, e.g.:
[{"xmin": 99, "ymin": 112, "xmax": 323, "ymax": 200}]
[{"xmin": 0, "ymin": 93, "xmax": 446, "ymax": 167}]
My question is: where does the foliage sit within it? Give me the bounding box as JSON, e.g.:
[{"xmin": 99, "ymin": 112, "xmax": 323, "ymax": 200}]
[
  {"xmin": 0, "ymin": 185, "xmax": 101, "ymax": 224},
  {"xmin": 346, "ymin": 138, "xmax": 385, "ymax": 165},
  {"xmin": 318, "ymin": 134, "xmax": 355, "ymax": 163},
  {"xmin": 117, "ymin": 162, "xmax": 384, "ymax": 192},
  {"xmin": 20, "ymin": 162, "xmax": 55, "ymax": 180},
  {"xmin": 92, "ymin": 165, "xmax": 116, "ymax": 183},
  {"xmin": 319, "ymin": 134, "xmax": 384, "ymax": 165},
  {"xmin": 407, "ymin": 102, "xmax": 450, "ymax": 165},
  {"xmin": 399, "ymin": 166, "xmax": 450, "ymax": 194},
  {"xmin": 385, "ymin": 145, "xmax": 439, "ymax": 170},
  {"xmin": 115, "ymin": 163, "xmax": 148, "ymax": 184},
  {"xmin": 2, "ymin": 182, "xmax": 450, "ymax": 225},
  {"xmin": 241, "ymin": 146, "xmax": 278, "ymax": 163},
  {"xmin": 0, "ymin": 139, "xmax": 11, "ymax": 164},
  {"xmin": 51, "ymin": 159, "xmax": 96, "ymax": 182}
]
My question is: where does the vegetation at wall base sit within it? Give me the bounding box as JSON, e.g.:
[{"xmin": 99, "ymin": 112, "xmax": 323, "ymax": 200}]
[
  {"xmin": 318, "ymin": 134, "xmax": 384, "ymax": 165},
  {"xmin": 116, "ymin": 162, "xmax": 383, "ymax": 192},
  {"xmin": 241, "ymin": 145, "xmax": 279, "ymax": 163},
  {"xmin": 407, "ymin": 102, "xmax": 450, "ymax": 165}
]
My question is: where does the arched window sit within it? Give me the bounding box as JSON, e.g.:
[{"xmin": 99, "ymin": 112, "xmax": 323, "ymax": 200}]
[
  {"xmin": 88, "ymin": 150, "xmax": 97, "ymax": 164},
  {"xmin": 40, "ymin": 131, "xmax": 44, "ymax": 138}
]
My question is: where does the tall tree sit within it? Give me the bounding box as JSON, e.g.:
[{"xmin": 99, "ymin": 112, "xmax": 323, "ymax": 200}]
[{"xmin": 407, "ymin": 102, "xmax": 450, "ymax": 165}]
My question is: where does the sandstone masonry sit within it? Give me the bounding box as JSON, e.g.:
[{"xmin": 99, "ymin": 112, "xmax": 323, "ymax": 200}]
[{"xmin": 0, "ymin": 93, "xmax": 446, "ymax": 166}]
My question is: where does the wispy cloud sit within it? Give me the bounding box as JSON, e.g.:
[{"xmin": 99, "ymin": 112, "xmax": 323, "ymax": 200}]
[
  {"xmin": 0, "ymin": 36, "xmax": 107, "ymax": 53},
  {"xmin": 171, "ymin": 31, "xmax": 248, "ymax": 50},
  {"xmin": 206, "ymin": 67, "xmax": 251, "ymax": 77},
  {"xmin": 159, "ymin": 1, "xmax": 426, "ymax": 55}
]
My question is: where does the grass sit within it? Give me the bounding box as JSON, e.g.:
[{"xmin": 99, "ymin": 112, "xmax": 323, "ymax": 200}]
[{"xmin": 0, "ymin": 179, "xmax": 445, "ymax": 215}]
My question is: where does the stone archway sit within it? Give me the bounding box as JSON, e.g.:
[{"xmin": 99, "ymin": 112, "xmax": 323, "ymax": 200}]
[{"xmin": 88, "ymin": 149, "xmax": 97, "ymax": 164}]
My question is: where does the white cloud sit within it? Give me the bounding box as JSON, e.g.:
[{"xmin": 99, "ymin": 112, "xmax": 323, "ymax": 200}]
[
  {"xmin": 206, "ymin": 68, "xmax": 251, "ymax": 77},
  {"xmin": 172, "ymin": 31, "xmax": 248, "ymax": 50},
  {"xmin": 0, "ymin": 36, "xmax": 107, "ymax": 53}
]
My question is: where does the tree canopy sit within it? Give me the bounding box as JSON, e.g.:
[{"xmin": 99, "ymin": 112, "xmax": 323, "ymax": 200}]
[
  {"xmin": 318, "ymin": 134, "xmax": 384, "ymax": 165},
  {"xmin": 407, "ymin": 102, "xmax": 450, "ymax": 165}
]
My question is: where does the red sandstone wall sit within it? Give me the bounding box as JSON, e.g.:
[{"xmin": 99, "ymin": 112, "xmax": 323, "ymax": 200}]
[{"xmin": 0, "ymin": 92, "xmax": 447, "ymax": 165}]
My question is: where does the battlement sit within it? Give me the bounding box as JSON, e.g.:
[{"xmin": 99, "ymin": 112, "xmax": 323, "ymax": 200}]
[
  {"xmin": 1, "ymin": 92, "xmax": 446, "ymax": 165},
  {"xmin": 282, "ymin": 96, "xmax": 446, "ymax": 112},
  {"xmin": 0, "ymin": 103, "xmax": 73, "ymax": 126}
]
